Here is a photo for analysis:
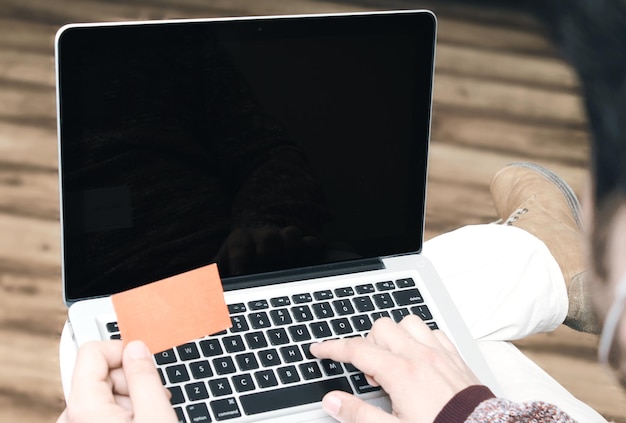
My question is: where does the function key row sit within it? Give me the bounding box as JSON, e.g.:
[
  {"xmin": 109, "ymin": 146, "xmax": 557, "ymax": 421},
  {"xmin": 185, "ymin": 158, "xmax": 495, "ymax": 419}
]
[{"xmin": 229, "ymin": 278, "xmax": 416, "ymax": 314}]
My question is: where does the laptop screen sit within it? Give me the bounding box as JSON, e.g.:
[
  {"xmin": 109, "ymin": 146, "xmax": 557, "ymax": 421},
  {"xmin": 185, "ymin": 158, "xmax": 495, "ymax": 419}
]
[{"xmin": 56, "ymin": 11, "xmax": 436, "ymax": 302}]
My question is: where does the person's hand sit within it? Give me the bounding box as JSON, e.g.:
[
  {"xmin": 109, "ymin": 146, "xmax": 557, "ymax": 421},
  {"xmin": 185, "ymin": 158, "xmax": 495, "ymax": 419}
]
[
  {"xmin": 57, "ymin": 340, "xmax": 177, "ymax": 423},
  {"xmin": 310, "ymin": 315, "xmax": 481, "ymax": 423}
]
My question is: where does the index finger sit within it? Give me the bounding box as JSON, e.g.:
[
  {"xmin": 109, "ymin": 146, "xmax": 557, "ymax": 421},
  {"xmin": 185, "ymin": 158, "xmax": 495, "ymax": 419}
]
[
  {"xmin": 68, "ymin": 341, "xmax": 125, "ymax": 407},
  {"xmin": 310, "ymin": 337, "xmax": 407, "ymax": 387}
]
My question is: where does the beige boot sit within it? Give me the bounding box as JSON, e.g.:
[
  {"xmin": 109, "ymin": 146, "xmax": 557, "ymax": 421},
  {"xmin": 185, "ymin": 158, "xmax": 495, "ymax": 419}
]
[{"xmin": 489, "ymin": 162, "xmax": 600, "ymax": 334}]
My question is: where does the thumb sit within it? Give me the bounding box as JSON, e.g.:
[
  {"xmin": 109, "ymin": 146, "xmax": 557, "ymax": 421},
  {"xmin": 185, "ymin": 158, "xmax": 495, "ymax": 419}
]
[
  {"xmin": 122, "ymin": 340, "xmax": 177, "ymax": 422},
  {"xmin": 321, "ymin": 390, "xmax": 397, "ymax": 423}
]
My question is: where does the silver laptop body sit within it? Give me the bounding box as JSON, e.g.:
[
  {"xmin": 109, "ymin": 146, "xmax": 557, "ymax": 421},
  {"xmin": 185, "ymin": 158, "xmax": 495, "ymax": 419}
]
[{"xmin": 55, "ymin": 10, "xmax": 500, "ymax": 423}]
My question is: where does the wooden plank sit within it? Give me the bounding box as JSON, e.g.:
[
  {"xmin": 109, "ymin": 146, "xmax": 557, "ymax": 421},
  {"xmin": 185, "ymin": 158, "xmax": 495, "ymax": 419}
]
[
  {"xmin": 0, "ymin": 212, "xmax": 61, "ymax": 272},
  {"xmin": 424, "ymin": 178, "xmax": 494, "ymax": 241},
  {"xmin": 427, "ymin": 141, "xmax": 588, "ymax": 195},
  {"xmin": 0, "ymin": 49, "xmax": 55, "ymax": 87},
  {"xmin": 437, "ymin": 16, "xmax": 554, "ymax": 55},
  {"xmin": 0, "ymin": 122, "xmax": 58, "ymax": 170},
  {"xmin": 434, "ymin": 74, "xmax": 587, "ymax": 126},
  {"xmin": 0, "ymin": 18, "xmax": 57, "ymax": 53},
  {"xmin": 424, "ymin": 141, "xmax": 588, "ymax": 239},
  {"xmin": 0, "ymin": 328, "xmax": 65, "ymax": 420},
  {"xmin": 0, "ymin": 169, "xmax": 58, "ymax": 220},
  {"xmin": 436, "ymin": 43, "xmax": 579, "ymax": 91},
  {"xmin": 430, "ymin": 113, "xmax": 589, "ymax": 166},
  {"xmin": 0, "ymin": 272, "xmax": 65, "ymax": 337},
  {"xmin": 0, "ymin": 83, "xmax": 56, "ymax": 123}
]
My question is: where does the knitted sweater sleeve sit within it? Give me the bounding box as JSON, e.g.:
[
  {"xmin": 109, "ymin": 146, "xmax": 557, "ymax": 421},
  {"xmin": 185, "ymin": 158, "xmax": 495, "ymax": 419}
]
[
  {"xmin": 433, "ymin": 385, "xmax": 578, "ymax": 423},
  {"xmin": 466, "ymin": 397, "xmax": 578, "ymax": 422}
]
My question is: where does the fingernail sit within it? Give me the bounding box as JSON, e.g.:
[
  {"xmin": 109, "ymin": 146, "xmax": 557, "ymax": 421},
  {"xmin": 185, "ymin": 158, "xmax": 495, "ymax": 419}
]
[
  {"xmin": 322, "ymin": 394, "xmax": 342, "ymax": 416},
  {"xmin": 126, "ymin": 340, "xmax": 151, "ymax": 360}
]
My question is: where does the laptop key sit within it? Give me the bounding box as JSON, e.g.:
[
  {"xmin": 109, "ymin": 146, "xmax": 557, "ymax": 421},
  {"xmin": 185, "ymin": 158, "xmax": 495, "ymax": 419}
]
[
  {"xmin": 174, "ymin": 406, "xmax": 185, "ymax": 423},
  {"xmin": 267, "ymin": 328, "xmax": 289, "ymax": 345},
  {"xmin": 200, "ymin": 339, "xmax": 223, "ymax": 357},
  {"xmin": 411, "ymin": 304, "xmax": 433, "ymax": 320},
  {"xmin": 351, "ymin": 315, "xmax": 372, "ymax": 331},
  {"xmin": 292, "ymin": 305, "xmax": 314, "ymax": 322},
  {"xmin": 230, "ymin": 315, "xmax": 249, "ymax": 333},
  {"xmin": 232, "ymin": 374, "xmax": 256, "ymax": 393},
  {"xmin": 254, "ymin": 369, "xmax": 278, "ymax": 388},
  {"xmin": 213, "ymin": 356, "xmax": 237, "ymax": 375},
  {"xmin": 248, "ymin": 300, "xmax": 269, "ymax": 311},
  {"xmin": 330, "ymin": 318, "xmax": 353, "ymax": 335},
  {"xmin": 393, "ymin": 288, "xmax": 424, "ymax": 306},
  {"xmin": 277, "ymin": 365, "xmax": 300, "ymax": 384},
  {"xmin": 372, "ymin": 293, "xmax": 394, "ymax": 309},
  {"xmin": 110, "ymin": 333, "xmax": 121, "ymax": 340},
  {"xmin": 222, "ymin": 335, "xmax": 246, "ymax": 353},
  {"xmin": 228, "ymin": 303, "xmax": 246, "ymax": 314},
  {"xmin": 375, "ymin": 281, "xmax": 395, "ymax": 291},
  {"xmin": 106, "ymin": 321, "xmax": 119, "ymax": 332},
  {"xmin": 185, "ymin": 381, "xmax": 210, "ymax": 401},
  {"xmin": 371, "ymin": 311, "xmax": 390, "ymax": 321},
  {"xmin": 351, "ymin": 372, "xmax": 381, "ymax": 394},
  {"xmin": 239, "ymin": 377, "xmax": 353, "ymax": 415},
  {"xmin": 244, "ymin": 331, "xmax": 268, "ymax": 349},
  {"xmin": 310, "ymin": 321, "xmax": 333, "ymax": 339},
  {"xmin": 427, "ymin": 321, "xmax": 439, "ymax": 330},
  {"xmin": 312, "ymin": 302, "xmax": 334, "ymax": 319},
  {"xmin": 288, "ymin": 324, "xmax": 311, "ymax": 342},
  {"xmin": 189, "ymin": 360, "xmax": 213, "ymax": 379},
  {"xmin": 391, "ymin": 308, "xmax": 410, "ymax": 323},
  {"xmin": 168, "ymin": 386, "xmax": 185, "ymax": 405},
  {"xmin": 301, "ymin": 343, "xmax": 314, "ymax": 359},
  {"xmin": 186, "ymin": 403, "xmax": 210, "ymax": 423},
  {"xmin": 155, "ymin": 349, "xmax": 177, "ymax": 365},
  {"xmin": 209, "ymin": 377, "xmax": 233, "ymax": 396},
  {"xmin": 299, "ymin": 361, "xmax": 323, "ymax": 380},
  {"xmin": 396, "ymin": 277, "xmax": 415, "ymax": 288},
  {"xmin": 321, "ymin": 359, "xmax": 344, "ymax": 376},
  {"xmin": 292, "ymin": 293, "xmax": 312, "ymax": 303},
  {"xmin": 249, "ymin": 312, "xmax": 271, "ymax": 329},
  {"xmin": 177, "ymin": 342, "xmax": 200, "ymax": 361},
  {"xmin": 258, "ymin": 348, "xmax": 281, "ymax": 367},
  {"xmin": 166, "ymin": 364, "xmax": 190, "ymax": 384},
  {"xmin": 353, "ymin": 296, "xmax": 375, "ymax": 312},
  {"xmin": 333, "ymin": 299, "xmax": 355, "ymax": 315},
  {"xmin": 313, "ymin": 290, "xmax": 333, "ymax": 300},
  {"xmin": 355, "ymin": 284, "xmax": 375, "ymax": 294},
  {"xmin": 270, "ymin": 296, "xmax": 291, "ymax": 307},
  {"xmin": 235, "ymin": 353, "xmax": 259, "ymax": 371},
  {"xmin": 279, "ymin": 345, "xmax": 303, "ymax": 363},
  {"xmin": 344, "ymin": 362, "xmax": 359, "ymax": 373},
  {"xmin": 211, "ymin": 397, "xmax": 242, "ymax": 421},
  {"xmin": 334, "ymin": 287, "xmax": 354, "ymax": 297},
  {"xmin": 269, "ymin": 309, "xmax": 293, "ymax": 326}
]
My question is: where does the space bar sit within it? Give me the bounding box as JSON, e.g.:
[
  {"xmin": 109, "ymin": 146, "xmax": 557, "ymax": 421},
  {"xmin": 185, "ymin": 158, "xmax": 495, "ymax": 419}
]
[{"xmin": 239, "ymin": 377, "xmax": 353, "ymax": 415}]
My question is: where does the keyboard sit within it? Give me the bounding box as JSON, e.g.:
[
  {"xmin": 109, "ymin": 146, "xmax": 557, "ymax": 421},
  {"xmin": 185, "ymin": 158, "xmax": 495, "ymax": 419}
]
[{"xmin": 105, "ymin": 277, "xmax": 439, "ymax": 422}]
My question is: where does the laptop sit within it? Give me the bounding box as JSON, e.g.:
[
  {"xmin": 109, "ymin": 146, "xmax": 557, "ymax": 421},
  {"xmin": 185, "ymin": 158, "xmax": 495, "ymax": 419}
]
[{"xmin": 55, "ymin": 10, "xmax": 500, "ymax": 423}]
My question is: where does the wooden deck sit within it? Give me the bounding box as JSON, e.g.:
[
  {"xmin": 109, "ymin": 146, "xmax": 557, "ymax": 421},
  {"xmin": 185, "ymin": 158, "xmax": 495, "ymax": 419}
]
[{"xmin": 1, "ymin": 0, "xmax": 625, "ymax": 421}]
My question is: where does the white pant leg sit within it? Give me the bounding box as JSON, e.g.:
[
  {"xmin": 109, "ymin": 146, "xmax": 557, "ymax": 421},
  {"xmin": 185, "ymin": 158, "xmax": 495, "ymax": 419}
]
[
  {"xmin": 422, "ymin": 224, "xmax": 568, "ymax": 341},
  {"xmin": 423, "ymin": 224, "xmax": 606, "ymax": 422}
]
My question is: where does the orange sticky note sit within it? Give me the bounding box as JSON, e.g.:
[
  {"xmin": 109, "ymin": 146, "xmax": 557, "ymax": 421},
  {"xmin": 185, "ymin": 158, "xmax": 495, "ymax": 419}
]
[{"xmin": 111, "ymin": 263, "xmax": 231, "ymax": 354}]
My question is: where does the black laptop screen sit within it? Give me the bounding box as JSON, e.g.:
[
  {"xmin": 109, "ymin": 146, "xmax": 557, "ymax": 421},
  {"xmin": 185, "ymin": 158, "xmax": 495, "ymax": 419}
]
[{"xmin": 56, "ymin": 11, "xmax": 436, "ymax": 302}]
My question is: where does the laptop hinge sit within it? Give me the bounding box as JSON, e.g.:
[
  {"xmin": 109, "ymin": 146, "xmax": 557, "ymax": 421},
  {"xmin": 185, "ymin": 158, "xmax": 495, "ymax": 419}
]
[{"xmin": 224, "ymin": 258, "xmax": 384, "ymax": 291}]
